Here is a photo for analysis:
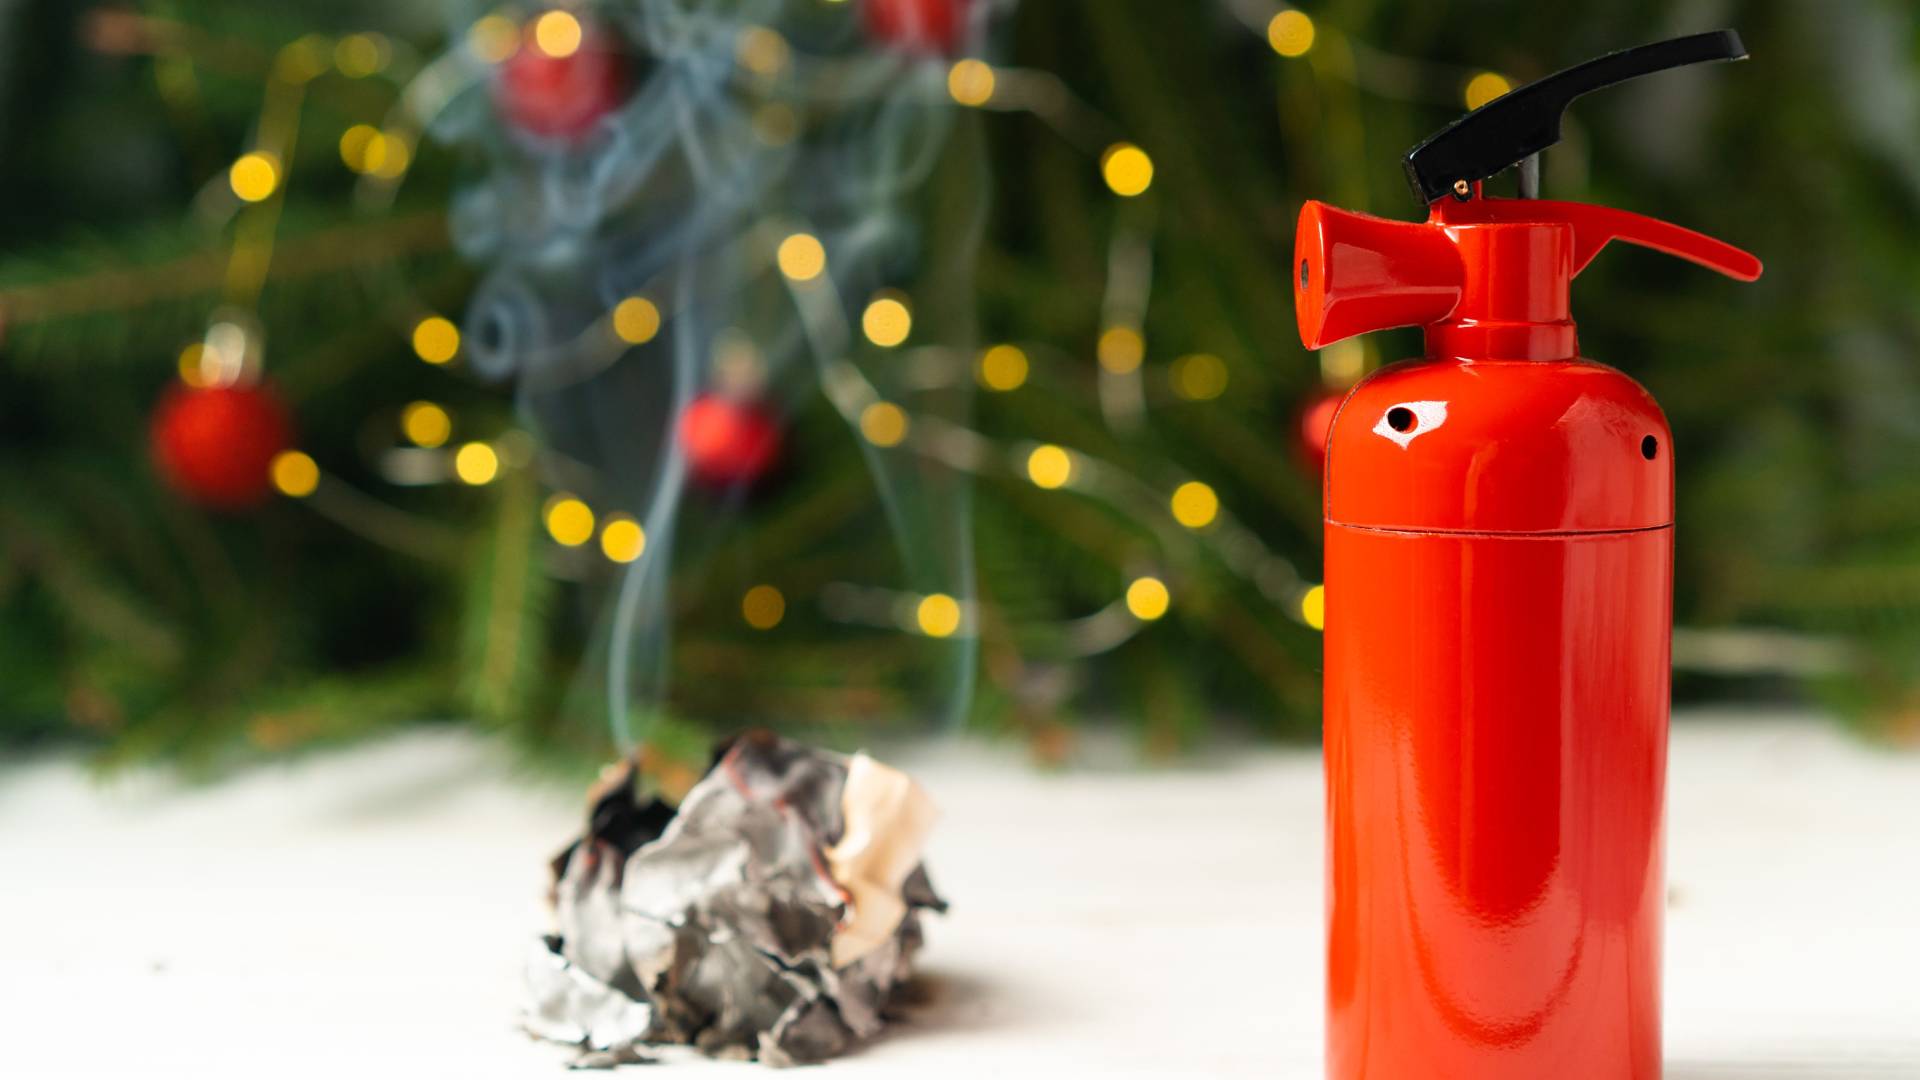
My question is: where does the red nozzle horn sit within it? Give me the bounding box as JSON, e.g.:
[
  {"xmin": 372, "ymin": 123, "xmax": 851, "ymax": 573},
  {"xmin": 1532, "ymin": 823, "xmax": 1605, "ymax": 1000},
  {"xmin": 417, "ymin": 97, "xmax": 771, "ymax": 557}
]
[{"xmin": 1294, "ymin": 201, "xmax": 1463, "ymax": 350}]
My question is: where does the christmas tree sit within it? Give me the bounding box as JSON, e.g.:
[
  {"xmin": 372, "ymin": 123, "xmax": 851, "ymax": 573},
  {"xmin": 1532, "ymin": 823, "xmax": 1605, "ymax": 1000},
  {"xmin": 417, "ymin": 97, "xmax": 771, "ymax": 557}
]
[{"xmin": 1, "ymin": 0, "xmax": 1914, "ymax": 772}]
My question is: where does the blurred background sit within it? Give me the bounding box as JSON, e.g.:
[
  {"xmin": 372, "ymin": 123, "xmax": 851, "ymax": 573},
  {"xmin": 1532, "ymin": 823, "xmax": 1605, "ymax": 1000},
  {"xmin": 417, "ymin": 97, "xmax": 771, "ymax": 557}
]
[{"xmin": 1, "ymin": 0, "xmax": 1916, "ymax": 776}]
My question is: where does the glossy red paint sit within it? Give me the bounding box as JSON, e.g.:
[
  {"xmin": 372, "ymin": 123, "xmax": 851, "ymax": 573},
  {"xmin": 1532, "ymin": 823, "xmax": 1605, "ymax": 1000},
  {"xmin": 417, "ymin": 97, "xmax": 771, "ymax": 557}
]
[
  {"xmin": 1295, "ymin": 197, "xmax": 1761, "ymax": 362},
  {"xmin": 1325, "ymin": 523, "xmax": 1671, "ymax": 1079},
  {"xmin": 1297, "ymin": 194, "xmax": 1759, "ymax": 1078},
  {"xmin": 1326, "ymin": 358, "xmax": 1672, "ymax": 533}
]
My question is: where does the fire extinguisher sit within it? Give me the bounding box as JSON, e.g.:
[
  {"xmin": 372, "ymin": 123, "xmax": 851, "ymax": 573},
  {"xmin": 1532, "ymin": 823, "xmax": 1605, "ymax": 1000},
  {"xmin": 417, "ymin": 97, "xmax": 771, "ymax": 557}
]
[{"xmin": 1295, "ymin": 33, "xmax": 1762, "ymax": 1079}]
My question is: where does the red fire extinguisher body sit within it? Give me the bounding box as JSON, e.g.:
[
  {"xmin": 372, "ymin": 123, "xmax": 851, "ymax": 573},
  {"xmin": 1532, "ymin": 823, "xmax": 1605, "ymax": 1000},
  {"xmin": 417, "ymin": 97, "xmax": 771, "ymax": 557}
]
[
  {"xmin": 1291, "ymin": 31, "xmax": 1762, "ymax": 1080},
  {"xmin": 1323, "ymin": 358, "xmax": 1675, "ymax": 1078}
]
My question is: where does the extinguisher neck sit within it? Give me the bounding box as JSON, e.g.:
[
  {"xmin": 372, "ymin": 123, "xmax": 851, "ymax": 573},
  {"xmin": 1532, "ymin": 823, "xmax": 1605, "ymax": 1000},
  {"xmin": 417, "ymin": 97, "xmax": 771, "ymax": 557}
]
[{"xmin": 1423, "ymin": 213, "xmax": 1579, "ymax": 361}]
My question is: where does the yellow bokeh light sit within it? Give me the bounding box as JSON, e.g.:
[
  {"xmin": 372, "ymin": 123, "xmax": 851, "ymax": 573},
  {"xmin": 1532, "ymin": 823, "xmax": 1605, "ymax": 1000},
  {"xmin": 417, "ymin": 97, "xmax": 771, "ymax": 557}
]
[
  {"xmin": 1126, "ymin": 576, "xmax": 1171, "ymax": 621},
  {"xmin": 228, "ymin": 152, "xmax": 280, "ymax": 203},
  {"xmin": 1098, "ymin": 326, "xmax": 1145, "ymax": 374},
  {"xmin": 469, "ymin": 13, "xmax": 521, "ymax": 63},
  {"xmin": 544, "ymin": 495, "xmax": 596, "ymax": 547},
  {"xmin": 339, "ymin": 126, "xmax": 410, "ymax": 178},
  {"xmin": 776, "ymin": 232, "xmax": 827, "ymax": 282},
  {"xmin": 334, "ymin": 33, "xmax": 387, "ymax": 78},
  {"xmin": 1101, "ymin": 142, "xmax": 1154, "ymax": 197},
  {"xmin": 947, "ymin": 59, "xmax": 996, "ymax": 106},
  {"xmin": 599, "ymin": 515, "xmax": 646, "ymax": 563},
  {"xmin": 1026, "ymin": 445, "xmax": 1073, "ymax": 489},
  {"xmin": 977, "ymin": 344, "xmax": 1029, "ymax": 391},
  {"xmin": 736, "ymin": 25, "xmax": 790, "ymax": 76},
  {"xmin": 1301, "ymin": 584, "xmax": 1327, "ymax": 631},
  {"xmin": 401, "ymin": 401, "xmax": 452, "ymax": 448},
  {"xmin": 533, "ymin": 10, "xmax": 583, "ymax": 58},
  {"xmin": 862, "ymin": 294, "xmax": 913, "ymax": 347},
  {"xmin": 177, "ymin": 343, "xmax": 208, "ymax": 387},
  {"xmin": 859, "ymin": 401, "xmax": 910, "ymax": 447},
  {"xmin": 613, "ymin": 296, "xmax": 662, "ymax": 344},
  {"xmin": 916, "ymin": 593, "xmax": 962, "ymax": 638},
  {"xmin": 1171, "ymin": 480, "xmax": 1219, "ymax": 529},
  {"xmin": 1465, "ymin": 71, "xmax": 1514, "ymax": 111},
  {"xmin": 1320, "ymin": 338, "xmax": 1367, "ymax": 387},
  {"xmin": 742, "ymin": 584, "xmax": 786, "ymax": 630},
  {"xmin": 366, "ymin": 132, "xmax": 410, "ymax": 179},
  {"xmin": 270, "ymin": 450, "xmax": 320, "ymax": 498},
  {"xmin": 1267, "ymin": 10, "xmax": 1316, "ymax": 58},
  {"xmin": 412, "ymin": 316, "xmax": 460, "ymax": 364},
  {"xmin": 1171, "ymin": 352, "xmax": 1229, "ymax": 401},
  {"xmin": 454, "ymin": 442, "xmax": 499, "ymax": 485},
  {"xmin": 339, "ymin": 124, "xmax": 378, "ymax": 171},
  {"xmin": 274, "ymin": 37, "xmax": 330, "ymax": 84}
]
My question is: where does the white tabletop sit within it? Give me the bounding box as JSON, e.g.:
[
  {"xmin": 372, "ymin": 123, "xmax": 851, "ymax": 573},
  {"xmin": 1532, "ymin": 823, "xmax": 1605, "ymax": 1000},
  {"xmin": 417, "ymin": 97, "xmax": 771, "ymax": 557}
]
[{"xmin": 4, "ymin": 710, "xmax": 1917, "ymax": 1078}]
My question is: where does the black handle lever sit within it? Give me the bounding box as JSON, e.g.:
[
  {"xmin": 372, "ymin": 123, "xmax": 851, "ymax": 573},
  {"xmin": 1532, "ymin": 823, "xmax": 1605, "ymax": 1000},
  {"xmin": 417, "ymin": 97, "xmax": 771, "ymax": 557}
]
[{"xmin": 1403, "ymin": 30, "xmax": 1749, "ymax": 205}]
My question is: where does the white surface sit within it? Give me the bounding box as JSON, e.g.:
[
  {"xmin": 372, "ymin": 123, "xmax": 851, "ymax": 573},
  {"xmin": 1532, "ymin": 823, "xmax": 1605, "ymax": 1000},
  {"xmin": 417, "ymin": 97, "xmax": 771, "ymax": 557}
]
[{"xmin": 3, "ymin": 711, "xmax": 1919, "ymax": 1078}]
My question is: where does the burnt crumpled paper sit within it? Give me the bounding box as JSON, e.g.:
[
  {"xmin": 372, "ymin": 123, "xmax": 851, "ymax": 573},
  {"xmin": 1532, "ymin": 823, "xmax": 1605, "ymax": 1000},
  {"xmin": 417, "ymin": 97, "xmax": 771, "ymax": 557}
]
[{"xmin": 521, "ymin": 732, "xmax": 944, "ymax": 1068}]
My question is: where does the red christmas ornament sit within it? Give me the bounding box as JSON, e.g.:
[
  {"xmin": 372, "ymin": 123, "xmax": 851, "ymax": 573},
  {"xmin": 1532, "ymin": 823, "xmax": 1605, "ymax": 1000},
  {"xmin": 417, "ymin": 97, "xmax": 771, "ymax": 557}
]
[
  {"xmin": 863, "ymin": 0, "xmax": 967, "ymax": 55},
  {"xmin": 1296, "ymin": 387, "xmax": 1343, "ymax": 483},
  {"xmin": 494, "ymin": 16, "xmax": 630, "ymax": 141},
  {"xmin": 149, "ymin": 382, "xmax": 293, "ymax": 510},
  {"xmin": 676, "ymin": 393, "xmax": 781, "ymax": 488}
]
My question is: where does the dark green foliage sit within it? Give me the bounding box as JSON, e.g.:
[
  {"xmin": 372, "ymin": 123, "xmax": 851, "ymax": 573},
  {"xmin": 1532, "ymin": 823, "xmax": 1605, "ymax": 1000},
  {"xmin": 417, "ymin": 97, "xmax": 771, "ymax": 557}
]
[{"xmin": 2, "ymin": 0, "xmax": 1915, "ymax": 769}]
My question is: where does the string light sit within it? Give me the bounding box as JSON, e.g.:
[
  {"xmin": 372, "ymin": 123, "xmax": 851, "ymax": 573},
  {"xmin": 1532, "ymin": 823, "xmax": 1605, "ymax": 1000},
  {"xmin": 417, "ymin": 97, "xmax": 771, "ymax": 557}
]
[
  {"xmin": 401, "ymin": 401, "xmax": 452, "ymax": 448},
  {"xmin": 735, "ymin": 26, "xmax": 790, "ymax": 76},
  {"xmin": 334, "ymin": 33, "xmax": 389, "ymax": 78},
  {"xmin": 947, "ymin": 59, "xmax": 996, "ymax": 106},
  {"xmin": 915, "ymin": 593, "xmax": 962, "ymax": 638},
  {"xmin": 600, "ymin": 515, "xmax": 646, "ymax": 563},
  {"xmin": 532, "ymin": 10, "xmax": 583, "ymax": 58},
  {"xmin": 859, "ymin": 401, "xmax": 910, "ymax": 447},
  {"xmin": 544, "ymin": 495, "xmax": 595, "ymax": 547},
  {"xmin": 1171, "ymin": 352, "xmax": 1228, "ymax": 400},
  {"xmin": 977, "ymin": 344, "xmax": 1029, "ymax": 391},
  {"xmin": 339, "ymin": 124, "xmax": 378, "ymax": 171},
  {"xmin": 1126, "ymin": 576, "xmax": 1171, "ymax": 621},
  {"xmin": 177, "ymin": 344, "xmax": 208, "ymax": 387},
  {"xmin": 776, "ymin": 232, "xmax": 827, "ymax": 281},
  {"xmin": 369, "ymin": 133, "xmax": 410, "ymax": 179},
  {"xmin": 742, "ymin": 584, "xmax": 786, "ymax": 630},
  {"xmin": 1301, "ymin": 584, "xmax": 1326, "ymax": 631},
  {"xmin": 270, "ymin": 451, "xmax": 320, "ymax": 498},
  {"xmin": 862, "ymin": 293, "xmax": 913, "ymax": 347},
  {"xmin": 412, "ymin": 316, "xmax": 460, "ymax": 364},
  {"xmin": 1171, "ymin": 480, "xmax": 1219, "ymax": 529},
  {"xmin": 1101, "ymin": 143, "xmax": 1154, "ymax": 197},
  {"xmin": 275, "ymin": 37, "xmax": 330, "ymax": 84},
  {"xmin": 454, "ymin": 442, "xmax": 499, "ymax": 485},
  {"xmin": 1320, "ymin": 338, "xmax": 1367, "ymax": 386},
  {"xmin": 1464, "ymin": 71, "xmax": 1513, "ymax": 110},
  {"xmin": 1026, "ymin": 444, "xmax": 1073, "ymax": 489},
  {"xmin": 228, "ymin": 152, "xmax": 280, "ymax": 203},
  {"xmin": 469, "ymin": 13, "xmax": 520, "ymax": 63},
  {"xmin": 1267, "ymin": 10, "xmax": 1316, "ymax": 58},
  {"xmin": 612, "ymin": 296, "xmax": 661, "ymax": 344},
  {"xmin": 1097, "ymin": 326, "xmax": 1145, "ymax": 374},
  {"xmin": 339, "ymin": 125, "xmax": 409, "ymax": 178}
]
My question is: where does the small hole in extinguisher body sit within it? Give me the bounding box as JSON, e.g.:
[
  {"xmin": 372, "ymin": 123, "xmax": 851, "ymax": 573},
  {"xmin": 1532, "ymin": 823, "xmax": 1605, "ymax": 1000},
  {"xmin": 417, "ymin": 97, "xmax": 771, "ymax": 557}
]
[
  {"xmin": 1387, "ymin": 407, "xmax": 1416, "ymax": 433},
  {"xmin": 1299, "ymin": 259, "xmax": 1309, "ymax": 291},
  {"xmin": 1641, "ymin": 435, "xmax": 1659, "ymax": 460}
]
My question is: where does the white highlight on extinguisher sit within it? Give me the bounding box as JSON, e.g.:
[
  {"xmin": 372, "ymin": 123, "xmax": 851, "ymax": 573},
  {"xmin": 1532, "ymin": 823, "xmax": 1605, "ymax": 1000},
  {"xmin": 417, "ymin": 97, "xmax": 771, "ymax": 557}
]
[{"xmin": 1374, "ymin": 400, "xmax": 1448, "ymax": 448}]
